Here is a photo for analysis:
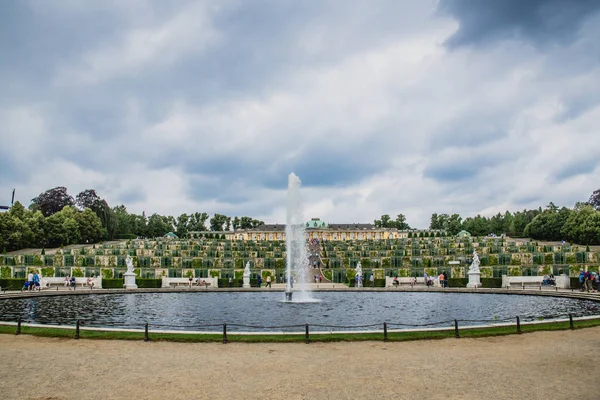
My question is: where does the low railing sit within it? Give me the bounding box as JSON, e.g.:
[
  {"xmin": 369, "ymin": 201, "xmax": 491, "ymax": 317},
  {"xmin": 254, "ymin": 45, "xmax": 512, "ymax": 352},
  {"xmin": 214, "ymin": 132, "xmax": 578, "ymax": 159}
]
[{"xmin": 2, "ymin": 312, "xmax": 596, "ymax": 343}]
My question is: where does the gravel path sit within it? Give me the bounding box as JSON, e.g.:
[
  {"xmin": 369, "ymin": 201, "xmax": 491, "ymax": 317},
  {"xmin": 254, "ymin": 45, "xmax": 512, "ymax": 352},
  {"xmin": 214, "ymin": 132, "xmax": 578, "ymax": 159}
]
[{"xmin": 1, "ymin": 328, "xmax": 598, "ymax": 400}]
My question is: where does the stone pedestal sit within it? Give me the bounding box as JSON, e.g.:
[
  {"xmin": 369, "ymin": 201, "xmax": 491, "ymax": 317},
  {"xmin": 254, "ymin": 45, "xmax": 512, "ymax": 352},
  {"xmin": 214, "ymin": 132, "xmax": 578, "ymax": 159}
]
[
  {"xmin": 467, "ymin": 271, "xmax": 481, "ymax": 288},
  {"xmin": 123, "ymin": 271, "xmax": 138, "ymax": 289},
  {"xmin": 243, "ymin": 276, "xmax": 250, "ymax": 288}
]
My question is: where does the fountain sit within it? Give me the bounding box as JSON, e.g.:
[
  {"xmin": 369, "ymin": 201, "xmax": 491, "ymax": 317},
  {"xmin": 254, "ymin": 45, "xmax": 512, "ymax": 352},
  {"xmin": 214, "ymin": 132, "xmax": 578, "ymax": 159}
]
[{"xmin": 284, "ymin": 173, "xmax": 313, "ymax": 302}]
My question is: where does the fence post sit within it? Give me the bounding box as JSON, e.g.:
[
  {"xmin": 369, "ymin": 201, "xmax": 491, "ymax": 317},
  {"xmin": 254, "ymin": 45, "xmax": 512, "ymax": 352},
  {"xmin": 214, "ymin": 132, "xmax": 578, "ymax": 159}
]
[
  {"xmin": 305, "ymin": 323, "xmax": 310, "ymax": 344},
  {"xmin": 454, "ymin": 319, "xmax": 460, "ymax": 338},
  {"xmin": 75, "ymin": 320, "xmax": 80, "ymax": 339},
  {"xmin": 223, "ymin": 323, "xmax": 228, "ymax": 344},
  {"xmin": 516, "ymin": 316, "xmax": 521, "ymax": 334},
  {"xmin": 144, "ymin": 322, "xmax": 149, "ymax": 342},
  {"xmin": 16, "ymin": 316, "xmax": 21, "ymax": 335},
  {"xmin": 383, "ymin": 322, "xmax": 388, "ymax": 342},
  {"xmin": 569, "ymin": 314, "xmax": 574, "ymax": 330}
]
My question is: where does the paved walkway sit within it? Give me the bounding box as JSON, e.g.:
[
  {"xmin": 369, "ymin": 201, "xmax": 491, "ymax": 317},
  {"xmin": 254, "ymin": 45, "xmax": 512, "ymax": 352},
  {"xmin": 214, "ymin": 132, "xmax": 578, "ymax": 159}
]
[{"xmin": 0, "ymin": 327, "xmax": 598, "ymax": 399}]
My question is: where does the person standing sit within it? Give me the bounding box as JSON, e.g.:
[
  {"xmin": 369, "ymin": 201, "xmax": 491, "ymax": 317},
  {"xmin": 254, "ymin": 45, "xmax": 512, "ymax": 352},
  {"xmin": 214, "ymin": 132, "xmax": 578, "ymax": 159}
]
[
  {"xmin": 369, "ymin": 274, "xmax": 374, "ymax": 287},
  {"xmin": 33, "ymin": 272, "xmax": 41, "ymax": 291},
  {"xmin": 27, "ymin": 271, "xmax": 34, "ymax": 291},
  {"xmin": 266, "ymin": 275, "xmax": 272, "ymax": 288},
  {"xmin": 257, "ymin": 275, "xmax": 262, "ymax": 288},
  {"xmin": 228, "ymin": 276, "xmax": 233, "ymax": 287}
]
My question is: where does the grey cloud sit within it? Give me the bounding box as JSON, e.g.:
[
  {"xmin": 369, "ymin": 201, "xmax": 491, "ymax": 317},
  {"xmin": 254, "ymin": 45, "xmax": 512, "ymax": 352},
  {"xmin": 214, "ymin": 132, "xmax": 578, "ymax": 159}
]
[
  {"xmin": 552, "ymin": 157, "xmax": 599, "ymax": 182},
  {"xmin": 439, "ymin": 0, "xmax": 600, "ymax": 48}
]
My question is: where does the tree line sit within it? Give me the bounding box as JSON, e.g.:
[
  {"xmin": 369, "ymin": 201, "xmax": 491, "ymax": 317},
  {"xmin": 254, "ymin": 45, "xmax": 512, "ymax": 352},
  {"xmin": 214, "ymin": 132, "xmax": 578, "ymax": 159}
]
[
  {"xmin": 1, "ymin": 186, "xmax": 599, "ymax": 252},
  {"xmin": 423, "ymin": 188, "xmax": 600, "ymax": 244},
  {"xmin": 0, "ymin": 187, "xmax": 263, "ymax": 252}
]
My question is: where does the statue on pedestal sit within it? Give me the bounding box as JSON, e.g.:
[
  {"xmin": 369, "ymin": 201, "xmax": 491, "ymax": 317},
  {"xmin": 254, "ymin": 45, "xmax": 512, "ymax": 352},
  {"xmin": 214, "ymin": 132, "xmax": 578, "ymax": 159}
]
[
  {"xmin": 243, "ymin": 261, "xmax": 251, "ymax": 288},
  {"xmin": 126, "ymin": 255, "xmax": 134, "ymax": 274},
  {"xmin": 355, "ymin": 261, "xmax": 363, "ymax": 287},
  {"xmin": 469, "ymin": 251, "xmax": 480, "ymax": 273}
]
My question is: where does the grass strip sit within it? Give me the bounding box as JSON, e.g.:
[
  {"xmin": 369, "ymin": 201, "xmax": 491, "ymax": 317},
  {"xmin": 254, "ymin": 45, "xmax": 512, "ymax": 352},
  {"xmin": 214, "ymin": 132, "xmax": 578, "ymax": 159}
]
[{"xmin": 1, "ymin": 318, "xmax": 599, "ymax": 343}]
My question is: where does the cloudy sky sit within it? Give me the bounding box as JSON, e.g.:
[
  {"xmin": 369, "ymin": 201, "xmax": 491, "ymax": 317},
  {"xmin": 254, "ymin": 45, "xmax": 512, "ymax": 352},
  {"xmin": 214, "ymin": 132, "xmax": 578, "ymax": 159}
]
[{"xmin": 1, "ymin": 0, "xmax": 599, "ymax": 228}]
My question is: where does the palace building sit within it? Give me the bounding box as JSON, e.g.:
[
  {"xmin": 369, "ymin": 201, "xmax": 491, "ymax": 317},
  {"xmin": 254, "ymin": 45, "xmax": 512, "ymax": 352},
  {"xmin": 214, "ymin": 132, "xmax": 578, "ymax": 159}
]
[{"xmin": 190, "ymin": 218, "xmax": 419, "ymax": 241}]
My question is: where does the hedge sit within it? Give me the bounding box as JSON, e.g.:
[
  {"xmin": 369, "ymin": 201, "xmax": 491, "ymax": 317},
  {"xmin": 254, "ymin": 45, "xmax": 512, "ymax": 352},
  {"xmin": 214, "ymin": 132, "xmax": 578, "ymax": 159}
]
[
  {"xmin": 347, "ymin": 279, "xmax": 386, "ymax": 287},
  {"xmin": 448, "ymin": 278, "xmax": 468, "ymax": 287},
  {"xmin": 481, "ymin": 278, "xmax": 503, "ymax": 288},
  {"xmin": 0, "ymin": 278, "xmax": 26, "ymax": 290},
  {"xmin": 102, "ymin": 279, "xmax": 125, "ymax": 289},
  {"xmin": 137, "ymin": 279, "xmax": 162, "ymax": 288}
]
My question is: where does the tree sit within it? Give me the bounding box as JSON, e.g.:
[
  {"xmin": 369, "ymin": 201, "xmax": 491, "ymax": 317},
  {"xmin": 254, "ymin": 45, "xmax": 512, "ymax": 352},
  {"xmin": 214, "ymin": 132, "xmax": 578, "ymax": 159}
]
[
  {"xmin": 30, "ymin": 187, "xmax": 74, "ymax": 217},
  {"xmin": 176, "ymin": 213, "xmax": 190, "ymax": 237},
  {"xmin": 394, "ymin": 214, "xmax": 410, "ymax": 230},
  {"xmin": 76, "ymin": 189, "xmax": 115, "ymax": 239},
  {"xmin": 589, "ymin": 188, "xmax": 600, "ymax": 210},
  {"xmin": 210, "ymin": 214, "xmax": 230, "ymax": 231},
  {"xmin": 75, "ymin": 208, "xmax": 105, "ymax": 244},
  {"xmin": 446, "ymin": 214, "xmax": 463, "ymax": 236}
]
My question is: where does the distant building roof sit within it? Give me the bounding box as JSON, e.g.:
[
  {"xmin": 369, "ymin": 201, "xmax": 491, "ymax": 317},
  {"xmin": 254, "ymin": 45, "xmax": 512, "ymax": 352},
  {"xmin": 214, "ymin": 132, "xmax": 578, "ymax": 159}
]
[
  {"xmin": 306, "ymin": 218, "xmax": 328, "ymax": 229},
  {"xmin": 457, "ymin": 230, "xmax": 471, "ymax": 237},
  {"xmin": 164, "ymin": 232, "xmax": 178, "ymax": 238}
]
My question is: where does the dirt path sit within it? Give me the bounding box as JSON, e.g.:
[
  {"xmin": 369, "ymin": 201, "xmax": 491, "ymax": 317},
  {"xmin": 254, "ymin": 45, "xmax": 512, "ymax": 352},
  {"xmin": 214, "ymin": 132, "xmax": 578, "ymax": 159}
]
[{"xmin": 1, "ymin": 328, "xmax": 598, "ymax": 400}]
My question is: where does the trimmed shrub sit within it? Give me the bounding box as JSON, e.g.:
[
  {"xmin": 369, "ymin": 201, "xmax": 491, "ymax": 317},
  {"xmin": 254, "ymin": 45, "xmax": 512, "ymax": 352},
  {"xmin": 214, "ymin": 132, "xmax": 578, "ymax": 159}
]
[
  {"xmin": 102, "ymin": 279, "xmax": 125, "ymax": 288},
  {"xmin": 448, "ymin": 278, "xmax": 468, "ymax": 287},
  {"xmin": 481, "ymin": 278, "xmax": 502, "ymax": 288},
  {"xmin": 136, "ymin": 279, "xmax": 161, "ymax": 288},
  {"xmin": 0, "ymin": 278, "xmax": 26, "ymax": 290}
]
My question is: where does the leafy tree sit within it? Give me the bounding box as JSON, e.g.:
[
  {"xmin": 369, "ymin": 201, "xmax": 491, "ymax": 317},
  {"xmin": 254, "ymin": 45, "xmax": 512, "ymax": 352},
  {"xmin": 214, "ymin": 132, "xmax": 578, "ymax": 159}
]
[
  {"xmin": 30, "ymin": 187, "xmax": 74, "ymax": 217},
  {"xmin": 176, "ymin": 213, "xmax": 190, "ymax": 237},
  {"xmin": 395, "ymin": 214, "xmax": 410, "ymax": 230},
  {"xmin": 589, "ymin": 188, "xmax": 600, "ymax": 210},
  {"xmin": 446, "ymin": 214, "xmax": 463, "ymax": 236}
]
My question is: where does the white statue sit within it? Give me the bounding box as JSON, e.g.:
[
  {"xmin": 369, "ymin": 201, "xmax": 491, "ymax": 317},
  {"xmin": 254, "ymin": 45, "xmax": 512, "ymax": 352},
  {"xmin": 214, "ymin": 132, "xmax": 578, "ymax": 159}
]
[
  {"xmin": 126, "ymin": 254, "xmax": 134, "ymax": 273},
  {"xmin": 355, "ymin": 261, "xmax": 363, "ymax": 287},
  {"xmin": 355, "ymin": 261, "xmax": 363, "ymax": 278},
  {"xmin": 243, "ymin": 261, "xmax": 251, "ymax": 277},
  {"xmin": 469, "ymin": 250, "xmax": 480, "ymax": 273}
]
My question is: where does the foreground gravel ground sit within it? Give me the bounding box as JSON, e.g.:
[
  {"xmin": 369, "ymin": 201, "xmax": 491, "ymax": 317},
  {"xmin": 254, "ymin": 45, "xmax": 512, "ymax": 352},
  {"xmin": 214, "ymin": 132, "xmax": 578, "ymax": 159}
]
[{"xmin": 1, "ymin": 328, "xmax": 598, "ymax": 400}]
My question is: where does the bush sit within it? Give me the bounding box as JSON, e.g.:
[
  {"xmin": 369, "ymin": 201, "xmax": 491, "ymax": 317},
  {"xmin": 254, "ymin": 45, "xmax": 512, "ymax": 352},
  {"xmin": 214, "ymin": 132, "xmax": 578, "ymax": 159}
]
[
  {"xmin": 481, "ymin": 278, "xmax": 502, "ymax": 288},
  {"xmin": 0, "ymin": 278, "xmax": 26, "ymax": 290},
  {"xmin": 218, "ymin": 278, "xmax": 243, "ymax": 287},
  {"xmin": 137, "ymin": 279, "xmax": 162, "ymax": 288},
  {"xmin": 448, "ymin": 278, "xmax": 468, "ymax": 287},
  {"xmin": 72, "ymin": 268, "xmax": 84, "ymax": 277},
  {"xmin": 102, "ymin": 279, "xmax": 125, "ymax": 288}
]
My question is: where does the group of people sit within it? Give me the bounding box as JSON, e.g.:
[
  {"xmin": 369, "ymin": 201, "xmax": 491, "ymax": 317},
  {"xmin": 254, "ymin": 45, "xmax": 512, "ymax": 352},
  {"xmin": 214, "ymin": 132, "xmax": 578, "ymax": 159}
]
[
  {"xmin": 437, "ymin": 271, "xmax": 449, "ymax": 288},
  {"xmin": 579, "ymin": 270, "xmax": 599, "ymax": 292},
  {"xmin": 23, "ymin": 272, "xmax": 41, "ymax": 291},
  {"xmin": 63, "ymin": 275, "xmax": 96, "ymax": 290},
  {"xmin": 542, "ymin": 274, "xmax": 556, "ymax": 286}
]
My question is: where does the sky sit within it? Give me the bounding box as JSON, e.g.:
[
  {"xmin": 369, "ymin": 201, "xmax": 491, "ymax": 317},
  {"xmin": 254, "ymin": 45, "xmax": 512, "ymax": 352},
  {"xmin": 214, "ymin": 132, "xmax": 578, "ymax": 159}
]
[{"xmin": 1, "ymin": 0, "xmax": 599, "ymax": 228}]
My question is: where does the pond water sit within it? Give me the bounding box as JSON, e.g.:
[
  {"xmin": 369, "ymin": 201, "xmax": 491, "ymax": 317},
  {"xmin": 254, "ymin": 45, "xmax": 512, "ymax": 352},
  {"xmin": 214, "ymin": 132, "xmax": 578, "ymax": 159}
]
[{"xmin": 1, "ymin": 292, "xmax": 598, "ymax": 332}]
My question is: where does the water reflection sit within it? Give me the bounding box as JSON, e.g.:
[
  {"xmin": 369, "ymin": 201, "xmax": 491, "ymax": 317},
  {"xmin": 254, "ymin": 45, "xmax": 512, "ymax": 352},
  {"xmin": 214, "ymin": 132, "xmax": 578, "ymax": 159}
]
[{"xmin": 0, "ymin": 292, "xmax": 598, "ymax": 332}]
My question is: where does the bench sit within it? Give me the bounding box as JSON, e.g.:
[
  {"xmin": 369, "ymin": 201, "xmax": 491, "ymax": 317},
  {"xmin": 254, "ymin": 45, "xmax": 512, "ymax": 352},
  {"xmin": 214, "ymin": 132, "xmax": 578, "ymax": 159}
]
[
  {"xmin": 161, "ymin": 277, "xmax": 218, "ymax": 288},
  {"xmin": 40, "ymin": 277, "xmax": 102, "ymax": 289},
  {"xmin": 501, "ymin": 275, "xmax": 570, "ymax": 289}
]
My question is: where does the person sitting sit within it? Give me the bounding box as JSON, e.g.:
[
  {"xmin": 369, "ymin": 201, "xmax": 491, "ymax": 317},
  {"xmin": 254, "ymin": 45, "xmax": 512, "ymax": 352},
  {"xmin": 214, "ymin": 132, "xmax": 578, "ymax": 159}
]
[
  {"xmin": 548, "ymin": 274, "xmax": 556, "ymax": 286},
  {"xmin": 542, "ymin": 274, "xmax": 550, "ymax": 286},
  {"xmin": 64, "ymin": 275, "xmax": 71, "ymax": 288},
  {"xmin": 69, "ymin": 276, "xmax": 76, "ymax": 290},
  {"xmin": 86, "ymin": 275, "xmax": 95, "ymax": 289},
  {"xmin": 392, "ymin": 277, "xmax": 399, "ymax": 287}
]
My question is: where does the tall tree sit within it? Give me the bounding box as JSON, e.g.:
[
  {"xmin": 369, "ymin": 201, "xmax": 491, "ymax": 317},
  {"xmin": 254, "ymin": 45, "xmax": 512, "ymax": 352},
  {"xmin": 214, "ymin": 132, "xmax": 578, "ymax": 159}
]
[
  {"xmin": 588, "ymin": 188, "xmax": 600, "ymax": 210},
  {"xmin": 30, "ymin": 186, "xmax": 74, "ymax": 217},
  {"xmin": 394, "ymin": 214, "xmax": 410, "ymax": 230}
]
